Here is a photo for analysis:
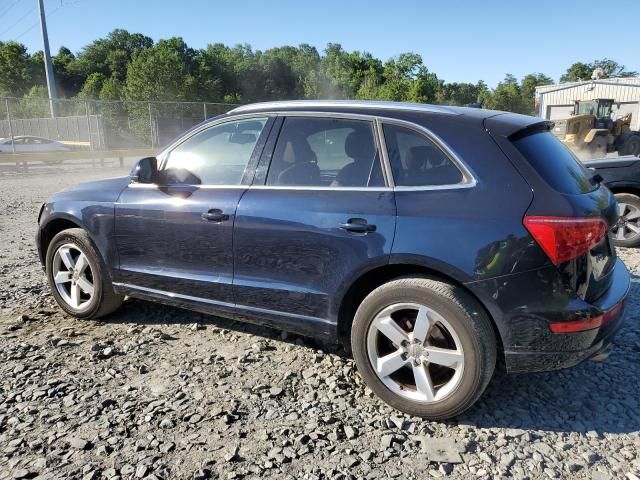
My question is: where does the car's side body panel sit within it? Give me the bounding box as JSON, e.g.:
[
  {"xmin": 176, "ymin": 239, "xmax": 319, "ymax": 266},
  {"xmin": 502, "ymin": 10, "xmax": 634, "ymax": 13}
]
[
  {"xmin": 584, "ymin": 156, "xmax": 640, "ymax": 194},
  {"xmin": 233, "ymin": 188, "xmax": 396, "ymax": 326},
  {"xmin": 37, "ymin": 176, "xmax": 130, "ymax": 268},
  {"xmin": 113, "ymin": 184, "xmax": 246, "ymax": 304}
]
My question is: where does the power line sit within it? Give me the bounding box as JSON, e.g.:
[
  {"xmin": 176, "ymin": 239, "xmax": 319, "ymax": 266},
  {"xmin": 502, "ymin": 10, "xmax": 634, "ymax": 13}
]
[
  {"xmin": 0, "ymin": 0, "xmax": 24, "ymax": 18},
  {"xmin": 13, "ymin": 3, "xmax": 60, "ymax": 40},
  {"xmin": 0, "ymin": 5, "xmax": 35, "ymax": 37}
]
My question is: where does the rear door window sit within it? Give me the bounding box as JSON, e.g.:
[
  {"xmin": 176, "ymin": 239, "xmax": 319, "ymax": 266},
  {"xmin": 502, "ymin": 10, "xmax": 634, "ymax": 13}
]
[
  {"xmin": 512, "ymin": 131, "xmax": 595, "ymax": 194},
  {"xmin": 266, "ymin": 117, "xmax": 383, "ymax": 187}
]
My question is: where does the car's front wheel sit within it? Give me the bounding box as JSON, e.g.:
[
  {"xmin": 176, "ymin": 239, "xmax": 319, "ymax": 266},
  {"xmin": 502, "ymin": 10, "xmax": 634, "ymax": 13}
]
[
  {"xmin": 351, "ymin": 277, "xmax": 496, "ymax": 420},
  {"xmin": 46, "ymin": 228, "xmax": 124, "ymax": 318}
]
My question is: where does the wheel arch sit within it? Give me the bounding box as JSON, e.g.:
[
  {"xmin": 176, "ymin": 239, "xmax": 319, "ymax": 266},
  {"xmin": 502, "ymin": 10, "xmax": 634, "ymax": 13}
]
[
  {"xmin": 336, "ymin": 262, "xmax": 504, "ymax": 360},
  {"xmin": 607, "ymin": 185, "xmax": 640, "ymax": 197},
  {"xmin": 39, "ymin": 215, "xmax": 89, "ymax": 267}
]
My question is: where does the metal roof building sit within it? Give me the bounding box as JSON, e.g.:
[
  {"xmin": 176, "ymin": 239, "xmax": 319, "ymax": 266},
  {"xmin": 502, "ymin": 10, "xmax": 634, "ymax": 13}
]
[{"xmin": 536, "ymin": 77, "xmax": 640, "ymax": 130}]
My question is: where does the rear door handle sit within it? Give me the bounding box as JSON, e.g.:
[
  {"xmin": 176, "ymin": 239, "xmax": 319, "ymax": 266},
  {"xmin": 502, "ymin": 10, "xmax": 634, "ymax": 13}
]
[
  {"xmin": 340, "ymin": 218, "xmax": 376, "ymax": 234},
  {"xmin": 201, "ymin": 209, "xmax": 229, "ymax": 222}
]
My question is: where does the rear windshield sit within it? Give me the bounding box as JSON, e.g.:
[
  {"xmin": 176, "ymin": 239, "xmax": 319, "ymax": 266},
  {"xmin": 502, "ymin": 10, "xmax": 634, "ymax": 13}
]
[{"xmin": 512, "ymin": 131, "xmax": 595, "ymax": 194}]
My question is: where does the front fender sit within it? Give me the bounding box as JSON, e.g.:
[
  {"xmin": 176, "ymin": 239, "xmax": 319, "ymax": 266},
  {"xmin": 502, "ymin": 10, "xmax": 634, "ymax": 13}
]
[{"xmin": 38, "ymin": 201, "xmax": 118, "ymax": 272}]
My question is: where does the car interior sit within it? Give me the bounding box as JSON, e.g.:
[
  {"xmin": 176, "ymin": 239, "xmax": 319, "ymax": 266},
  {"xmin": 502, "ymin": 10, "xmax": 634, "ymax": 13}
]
[{"xmin": 266, "ymin": 119, "xmax": 381, "ymax": 187}]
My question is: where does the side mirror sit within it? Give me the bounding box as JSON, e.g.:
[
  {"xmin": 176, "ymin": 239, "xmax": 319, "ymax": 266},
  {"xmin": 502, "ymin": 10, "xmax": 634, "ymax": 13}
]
[{"xmin": 130, "ymin": 157, "xmax": 158, "ymax": 184}]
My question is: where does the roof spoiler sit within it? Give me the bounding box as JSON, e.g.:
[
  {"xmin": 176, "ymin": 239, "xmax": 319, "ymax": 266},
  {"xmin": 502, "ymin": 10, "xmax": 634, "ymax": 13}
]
[{"xmin": 508, "ymin": 121, "xmax": 555, "ymax": 141}]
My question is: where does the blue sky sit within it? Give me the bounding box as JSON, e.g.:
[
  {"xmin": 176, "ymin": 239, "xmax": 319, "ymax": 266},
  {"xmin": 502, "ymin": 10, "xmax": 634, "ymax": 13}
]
[{"xmin": 1, "ymin": 0, "xmax": 639, "ymax": 87}]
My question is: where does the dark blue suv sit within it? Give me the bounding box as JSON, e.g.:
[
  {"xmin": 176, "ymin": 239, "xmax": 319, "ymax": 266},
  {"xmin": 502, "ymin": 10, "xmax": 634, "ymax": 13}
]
[{"xmin": 36, "ymin": 101, "xmax": 630, "ymax": 419}]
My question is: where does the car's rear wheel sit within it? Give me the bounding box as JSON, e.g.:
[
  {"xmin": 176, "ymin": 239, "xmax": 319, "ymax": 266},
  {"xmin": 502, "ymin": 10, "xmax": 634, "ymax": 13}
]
[
  {"xmin": 612, "ymin": 193, "xmax": 640, "ymax": 248},
  {"xmin": 46, "ymin": 228, "xmax": 124, "ymax": 318},
  {"xmin": 351, "ymin": 277, "xmax": 496, "ymax": 419}
]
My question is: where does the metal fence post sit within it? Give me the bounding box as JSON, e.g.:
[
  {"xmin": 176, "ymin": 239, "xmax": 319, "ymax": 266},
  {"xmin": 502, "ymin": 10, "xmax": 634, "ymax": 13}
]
[
  {"xmin": 148, "ymin": 102, "xmax": 154, "ymax": 148},
  {"xmin": 5, "ymin": 99, "xmax": 16, "ymax": 154},
  {"xmin": 85, "ymin": 100, "xmax": 93, "ymax": 151}
]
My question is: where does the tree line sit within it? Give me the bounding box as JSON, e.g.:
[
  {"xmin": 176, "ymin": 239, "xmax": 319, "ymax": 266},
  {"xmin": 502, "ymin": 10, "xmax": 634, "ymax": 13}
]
[{"xmin": 0, "ymin": 29, "xmax": 637, "ymax": 115}]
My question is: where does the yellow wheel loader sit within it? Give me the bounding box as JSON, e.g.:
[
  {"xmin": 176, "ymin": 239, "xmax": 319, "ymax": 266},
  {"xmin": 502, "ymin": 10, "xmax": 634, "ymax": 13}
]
[{"xmin": 552, "ymin": 99, "xmax": 640, "ymax": 158}]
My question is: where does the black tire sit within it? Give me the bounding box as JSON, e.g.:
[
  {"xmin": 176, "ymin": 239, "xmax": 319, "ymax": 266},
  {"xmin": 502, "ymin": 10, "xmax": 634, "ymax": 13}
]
[
  {"xmin": 351, "ymin": 277, "xmax": 496, "ymax": 420},
  {"xmin": 612, "ymin": 193, "xmax": 640, "ymax": 248},
  {"xmin": 620, "ymin": 135, "xmax": 640, "ymax": 157},
  {"xmin": 46, "ymin": 228, "xmax": 124, "ymax": 318}
]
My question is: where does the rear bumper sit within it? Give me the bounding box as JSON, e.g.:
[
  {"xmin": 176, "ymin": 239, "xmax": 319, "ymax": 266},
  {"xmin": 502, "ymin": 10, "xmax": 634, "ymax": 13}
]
[{"xmin": 468, "ymin": 258, "xmax": 630, "ymax": 373}]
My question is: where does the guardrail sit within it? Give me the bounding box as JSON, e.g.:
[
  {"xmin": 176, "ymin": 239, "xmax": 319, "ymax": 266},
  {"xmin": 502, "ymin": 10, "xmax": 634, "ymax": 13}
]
[{"xmin": 0, "ymin": 148, "xmax": 157, "ymax": 172}]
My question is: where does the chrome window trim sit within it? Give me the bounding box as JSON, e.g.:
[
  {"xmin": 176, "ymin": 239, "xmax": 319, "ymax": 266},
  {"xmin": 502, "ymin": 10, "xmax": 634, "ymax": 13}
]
[
  {"xmin": 261, "ymin": 112, "xmax": 387, "ymax": 189},
  {"xmin": 250, "ymin": 185, "xmax": 392, "ymax": 192},
  {"xmin": 128, "ymin": 183, "xmax": 248, "ymax": 190},
  {"xmin": 376, "ymin": 116, "xmax": 478, "ymax": 191},
  {"xmin": 155, "ymin": 113, "xmax": 276, "ymax": 164}
]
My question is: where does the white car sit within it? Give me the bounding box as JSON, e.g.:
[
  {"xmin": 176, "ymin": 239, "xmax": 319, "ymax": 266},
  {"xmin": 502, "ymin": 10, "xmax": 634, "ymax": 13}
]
[{"xmin": 0, "ymin": 136, "xmax": 69, "ymax": 153}]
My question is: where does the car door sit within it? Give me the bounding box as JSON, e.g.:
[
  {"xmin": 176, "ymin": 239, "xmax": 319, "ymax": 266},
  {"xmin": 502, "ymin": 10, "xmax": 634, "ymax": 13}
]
[
  {"xmin": 114, "ymin": 116, "xmax": 273, "ymax": 305},
  {"xmin": 232, "ymin": 114, "xmax": 396, "ymax": 336},
  {"xmin": 13, "ymin": 137, "xmax": 31, "ymax": 152}
]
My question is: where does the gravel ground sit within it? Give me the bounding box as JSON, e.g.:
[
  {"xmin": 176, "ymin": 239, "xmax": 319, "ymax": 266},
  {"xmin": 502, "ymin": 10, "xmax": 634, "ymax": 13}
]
[{"xmin": 0, "ymin": 163, "xmax": 639, "ymax": 480}]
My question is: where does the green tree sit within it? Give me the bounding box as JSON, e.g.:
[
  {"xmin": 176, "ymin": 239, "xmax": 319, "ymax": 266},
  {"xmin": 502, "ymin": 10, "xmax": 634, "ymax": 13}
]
[
  {"xmin": 484, "ymin": 74, "xmax": 526, "ymax": 113},
  {"xmin": 99, "ymin": 76, "xmax": 124, "ymax": 100},
  {"xmin": 520, "ymin": 73, "xmax": 553, "ymax": 114},
  {"xmin": 436, "ymin": 81, "xmax": 487, "ymax": 106},
  {"xmin": 559, "ymin": 62, "xmax": 592, "ymax": 82},
  {"xmin": 52, "ymin": 47, "xmax": 85, "ymax": 97},
  {"xmin": 74, "ymin": 29, "xmax": 153, "ymax": 81},
  {"xmin": 124, "ymin": 37, "xmax": 196, "ymax": 101},
  {"xmin": 77, "ymin": 72, "xmax": 106, "ymax": 99},
  {"xmin": 560, "ymin": 58, "xmax": 637, "ymax": 82},
  {"xmin": 0, "ymin": 41, "xmax": 38, "ymax": 96}
]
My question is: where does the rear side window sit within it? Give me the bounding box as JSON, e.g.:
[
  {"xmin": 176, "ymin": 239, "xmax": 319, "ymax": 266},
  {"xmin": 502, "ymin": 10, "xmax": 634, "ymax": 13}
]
[
  {"xmin": 512, "ymin": 131, "xmax": 595, "ymax": 194},
  {"xmin": 382, "ymin": 124, "xmax": 463, "ymax": 187}
]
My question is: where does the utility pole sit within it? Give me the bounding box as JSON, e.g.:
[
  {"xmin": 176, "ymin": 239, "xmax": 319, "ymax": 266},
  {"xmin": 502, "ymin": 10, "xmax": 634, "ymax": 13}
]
[{"xmin": 38, "ymin": 0, "xmax": 57, "ymax": 117}]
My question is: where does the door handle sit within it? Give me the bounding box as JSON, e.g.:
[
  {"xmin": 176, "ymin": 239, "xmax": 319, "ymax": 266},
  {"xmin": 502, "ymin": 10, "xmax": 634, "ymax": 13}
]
[
  {"xmin": 340, "ymin": 218, "xmax": 376, "ymax": 234},
  {"xmin": 201, "ymin": 209, "xmax": 229, "ymax": 222}
]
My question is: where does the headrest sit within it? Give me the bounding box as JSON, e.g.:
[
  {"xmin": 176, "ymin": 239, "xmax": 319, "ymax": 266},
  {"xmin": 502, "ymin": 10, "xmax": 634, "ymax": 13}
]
[
  {"xmin": 282, "ymin": 137, "xmax": 317, "ymax": 164},
  {"xmin": 345, "ymin": 129, "xmax": 375, "ymax": 163}
]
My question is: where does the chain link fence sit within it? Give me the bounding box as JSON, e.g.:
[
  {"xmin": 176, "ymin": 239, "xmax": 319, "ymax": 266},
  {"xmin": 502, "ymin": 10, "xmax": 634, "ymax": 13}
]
[{"xmin": 0, "ymin": 97, "xmax": 239, "ymax": 153}]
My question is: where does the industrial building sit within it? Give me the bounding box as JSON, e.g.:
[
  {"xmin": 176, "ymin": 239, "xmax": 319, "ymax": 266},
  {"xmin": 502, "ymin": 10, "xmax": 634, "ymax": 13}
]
[{"xmin": 536, "ymin": 77, "xmax": 640, "ymax": 130}]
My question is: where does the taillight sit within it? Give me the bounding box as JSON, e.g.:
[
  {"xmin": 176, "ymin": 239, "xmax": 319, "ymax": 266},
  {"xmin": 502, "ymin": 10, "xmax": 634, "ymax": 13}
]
[{"xmin": 523, "ymin": 216, "xmax": 607, "ymax": 265}]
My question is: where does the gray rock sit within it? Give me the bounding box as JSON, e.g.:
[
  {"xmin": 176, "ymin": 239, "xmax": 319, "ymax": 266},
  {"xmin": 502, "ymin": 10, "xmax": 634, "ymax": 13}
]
[
  {"xmin": 439, "ymin": 463, "xmax": 454, "ymax": 475},
  {"xmin": 224, "ymin": 445, "xmax": 240, "ymax": 462},
  {"xmin": 421, "ymin": 437, "xmax": 463, "ymax": 464},
  {"xmin": 68, "ymin": 437, "xmax": 90, "ymax": 450},
  {"xmin": 380, "ymin": 434, "xmax": 396, "ymax": 449},
  {"xmin": 135, "ymin": 464, "xmax": 148, "ymax": 478},
  {"xmin": 344, "ymin": 426, "xmax": 357, "ymax": 439},
  {"xmin": 12, "ymin": 470, "xmax": 33, "ymax": 480}
]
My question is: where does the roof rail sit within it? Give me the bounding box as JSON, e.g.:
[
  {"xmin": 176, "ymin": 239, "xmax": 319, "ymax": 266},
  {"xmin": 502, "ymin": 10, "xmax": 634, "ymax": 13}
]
[{"xmin": 229, "ymin": 100, "xmax": 459, "ymax": 115}]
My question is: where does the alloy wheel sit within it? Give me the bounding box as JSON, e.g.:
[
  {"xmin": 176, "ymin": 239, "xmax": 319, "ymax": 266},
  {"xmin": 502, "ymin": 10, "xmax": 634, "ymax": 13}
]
[
  {"xmin": 52, "ymin": 243, "xmax": 95, "ymax": 310},
  {"xmin": 612, "ymin": 202, "xmax": 640, "ymax": 242},
  {"xmin": 366, "ymin": 302, "xmax": 464, "ymax": 402}
]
